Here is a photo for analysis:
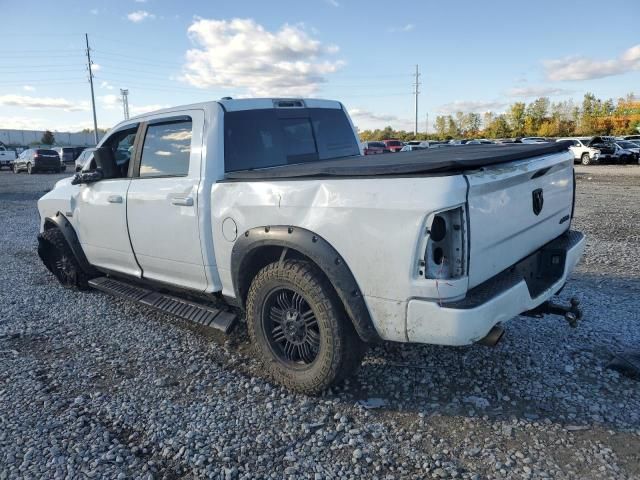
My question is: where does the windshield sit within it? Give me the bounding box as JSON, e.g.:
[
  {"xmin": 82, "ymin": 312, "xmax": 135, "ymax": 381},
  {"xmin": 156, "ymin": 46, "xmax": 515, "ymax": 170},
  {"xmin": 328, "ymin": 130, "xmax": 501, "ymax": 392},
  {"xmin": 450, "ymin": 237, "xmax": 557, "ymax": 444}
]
[
  {"xmin": 386, "ymin": 141, "xmax": 402, "ymax": 146},
  {"xmin": 368, "ymin": 142, "xmax": 385, "ymax": 148},
  {"xmin": 618, "ymin": 141, "xmax": 637, "ymax": 149}
]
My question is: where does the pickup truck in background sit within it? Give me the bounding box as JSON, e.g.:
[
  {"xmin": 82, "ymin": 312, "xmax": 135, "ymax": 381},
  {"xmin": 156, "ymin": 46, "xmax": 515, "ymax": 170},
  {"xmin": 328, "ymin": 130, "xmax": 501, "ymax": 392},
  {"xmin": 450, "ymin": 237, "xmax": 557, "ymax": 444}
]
[
  {"xmin": 36, "ymin": 98, "xmax": 585, "ymax": 393},
  {"xmin": 0, "ymin": 144, "xmax": 17, "ymax": 170}
]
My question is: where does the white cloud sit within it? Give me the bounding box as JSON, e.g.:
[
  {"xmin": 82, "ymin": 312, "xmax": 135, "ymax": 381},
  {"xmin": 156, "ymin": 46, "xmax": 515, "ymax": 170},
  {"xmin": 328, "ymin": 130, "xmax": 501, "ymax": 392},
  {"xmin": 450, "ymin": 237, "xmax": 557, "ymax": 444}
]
[
  {"xmin": 325, "ymin": 0, "xmax": 340, "ymax": 6},
  {"xmin": 506, "ymin": 86, "xmax": 572, "ymax": 98},
  {"xmin": 91, "ymin": 63, "xmax": 101, "ymax": 71},
  {"xmin": 437, "ymin": 100, "xmax": 507, "ymax": 114},
  {"xmin": 23, "ymin": 85, "xmax": 35, "ymax": 92},
  {"xmin": 99, "ymin": 94, "xmax": 121, "ymax": 110},
  {"xmin": 90, "ymin": 8, "xmax": 99, "ymax": 15},
  {"xmin": 544, "ymin": 44, "xmax": 640, "ymax": 81},
  {"xmin": 0, "ymin": 116, "xmax": 106, "ymax": 132},
  {"xmin": 389, "ymin": 23, "xmax": 414, "ymax": 33},
  {"xmin": 100, "ymin": 80, "xmax": 114, "ymax": 90},
  {"xmin": 0, "ymin": 94, "xmax": 88, "ymax": 112},
  {"xmin": 348, "ymin": 108, "xmax": 413, "ymax": 130},
  {"xmin": 180, "ymin": 18, "xmax": 344, "ymax": 96},
  {"xmin": 127, "ymin": 10, "xmax": 155, "ymax": 23}
]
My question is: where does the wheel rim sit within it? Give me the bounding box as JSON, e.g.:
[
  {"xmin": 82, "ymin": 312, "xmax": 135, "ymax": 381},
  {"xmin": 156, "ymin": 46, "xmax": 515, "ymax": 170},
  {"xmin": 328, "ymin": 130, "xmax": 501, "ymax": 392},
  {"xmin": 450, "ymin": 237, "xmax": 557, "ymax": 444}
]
[
  {"xmin": 53, "ymin": 251, "xmax": 76, "ymax": 286},
  {"xmin": 262, "ymin": 287, "xmax": 320, "ymax": 366}
]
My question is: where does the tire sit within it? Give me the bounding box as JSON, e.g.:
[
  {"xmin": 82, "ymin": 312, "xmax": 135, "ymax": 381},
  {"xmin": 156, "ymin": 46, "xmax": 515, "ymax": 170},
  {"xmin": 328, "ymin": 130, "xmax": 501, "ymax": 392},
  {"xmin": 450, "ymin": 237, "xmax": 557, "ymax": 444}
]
[
  {"xmin": 27, "ymin": 163, "xmax": 33, "ymax": 174},
  {"xmin": 13, "ymin": 164, "xmax": 19, "ymax": 174},
  {"xmin": 581, "ymin": 153, "xmax": 591, "ymax": 166},
  {"xmin": 37, "ymin": 228, "xmax": 91, "ymax": 290},
  {"xmin": 246, "ymin": 259, "xmax": 366, "ymax": 394}
]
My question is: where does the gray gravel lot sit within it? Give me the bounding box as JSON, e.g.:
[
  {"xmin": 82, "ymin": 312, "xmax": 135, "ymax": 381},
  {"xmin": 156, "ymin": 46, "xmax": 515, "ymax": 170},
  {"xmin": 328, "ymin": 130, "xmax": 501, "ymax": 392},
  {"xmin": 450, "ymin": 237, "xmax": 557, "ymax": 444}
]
[{"xmin": 0, "ymin": 166, "xmax": 639, "ymax": 479}]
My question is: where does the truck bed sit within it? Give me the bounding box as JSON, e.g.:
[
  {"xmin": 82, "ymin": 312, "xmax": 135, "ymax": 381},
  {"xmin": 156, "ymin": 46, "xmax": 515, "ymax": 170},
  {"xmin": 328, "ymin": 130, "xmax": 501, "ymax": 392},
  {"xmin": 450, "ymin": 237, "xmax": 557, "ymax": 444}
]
[{"xmin": 224, "ymin": 142, "xmax": 572, "ymax": 179}]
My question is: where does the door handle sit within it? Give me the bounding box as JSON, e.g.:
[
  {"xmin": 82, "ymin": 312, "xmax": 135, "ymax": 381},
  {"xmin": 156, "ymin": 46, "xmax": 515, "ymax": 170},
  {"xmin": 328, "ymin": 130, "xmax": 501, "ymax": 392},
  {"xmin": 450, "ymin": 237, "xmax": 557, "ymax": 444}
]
[
  {"xmin": 107, "ymin": 195, "xmax": 123, "ymax": 204},
  {"xmin": 170, "ymin": 196, "xmax": 194, "ymax": 207}
]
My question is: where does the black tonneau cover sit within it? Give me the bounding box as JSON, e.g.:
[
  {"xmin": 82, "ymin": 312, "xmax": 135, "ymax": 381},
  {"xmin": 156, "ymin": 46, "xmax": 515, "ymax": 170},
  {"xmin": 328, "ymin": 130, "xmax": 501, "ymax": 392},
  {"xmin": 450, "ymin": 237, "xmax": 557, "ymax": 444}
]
[{"xmin": 224, "ymin": 141, "xmax": 572, "ymax": 180}]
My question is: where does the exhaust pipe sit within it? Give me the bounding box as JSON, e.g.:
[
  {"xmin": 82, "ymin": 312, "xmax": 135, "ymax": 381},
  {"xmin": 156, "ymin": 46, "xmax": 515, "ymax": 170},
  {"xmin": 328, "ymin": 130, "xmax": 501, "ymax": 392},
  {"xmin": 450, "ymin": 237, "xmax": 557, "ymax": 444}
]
[{"xmin": 477, "ymin": 325, "xmax": 505, "ymax": 347}]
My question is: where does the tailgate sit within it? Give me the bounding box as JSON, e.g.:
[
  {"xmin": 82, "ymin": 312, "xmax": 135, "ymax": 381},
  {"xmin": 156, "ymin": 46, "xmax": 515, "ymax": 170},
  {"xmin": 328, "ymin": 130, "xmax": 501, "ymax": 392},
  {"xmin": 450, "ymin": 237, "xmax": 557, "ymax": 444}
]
[{"xmin": 465, "ymin": 150, "xmax": 574, "ymax": 288}]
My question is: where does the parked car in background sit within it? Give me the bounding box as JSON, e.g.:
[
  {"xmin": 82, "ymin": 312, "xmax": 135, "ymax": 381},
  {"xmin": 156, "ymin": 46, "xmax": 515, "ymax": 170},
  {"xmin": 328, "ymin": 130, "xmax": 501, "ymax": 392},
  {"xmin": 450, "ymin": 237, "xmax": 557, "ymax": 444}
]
[
  {"xmin": 466, "ymin": 139, "xmax": 495, "ymax": 145},
  {"xmin": 52, "ymin": 147, "xmax": 76, "ymax": 170},
  {"xmin": 0, "ymin": 144, "xmax": 17, "ymax": 170},
  {"xmin": 621, "ymin": 135, "xmax": 640, "ymax": 141},
  {"xmin": 586, "ymin": 137, "xmax": 618, "ymax": 163},
  {"xmin": 382, "ymin": 139, "xmax": 403, "ymax": 152},
  {"xmin": 521, "ymin": 137, "xmax": 548, "ymax": 144},
  {"xmin": 13, "ymin": 148, "xmax": 62, "ymax": 174},
  {"xmin": 614, "ymin": 140, "xmax": 640, "ymax": 163},
  {"xmin": 400, "ymin": 144, "xmax": 427, "ymax": 152},
  {"xmin": 556, "ymin": 137, "xmax": 600, "ymax": 165},
  {"xmin": 361, "ymin": 141, "xmax": 388, "ymax": 155},
  {"xmin": 75, "ymin": 148, "xmax": 97, "ymax": 171}
]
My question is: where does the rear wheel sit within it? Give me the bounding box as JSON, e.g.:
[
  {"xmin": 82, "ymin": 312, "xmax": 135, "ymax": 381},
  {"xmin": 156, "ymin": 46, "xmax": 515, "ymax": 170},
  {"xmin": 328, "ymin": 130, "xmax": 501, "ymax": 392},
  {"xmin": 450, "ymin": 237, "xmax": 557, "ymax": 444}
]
[
  {"xmin": 37, "ymin": 228, "xmax": 90, "ymax": 290},
  {"xmin": 246, "ymin": 259, "xmax": 366, "ymax": 394},
  {"xmin": 13, "ymin": 164, "xmax": 19, "ymax": 174},
  {"xmin": 581, "ymin": 153, "xmax": 591, "ymax": 166},
  {"xmin": 27, "ymin": 163, "xmax": 33, "ymax": 174}
]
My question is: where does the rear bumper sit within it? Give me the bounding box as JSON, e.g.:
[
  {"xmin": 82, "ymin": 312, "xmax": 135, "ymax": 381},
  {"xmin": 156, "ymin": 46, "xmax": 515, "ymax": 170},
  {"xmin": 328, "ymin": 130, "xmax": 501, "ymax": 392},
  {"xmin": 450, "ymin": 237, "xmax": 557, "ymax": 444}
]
[{"xmin": 406, "ymin": 230, "xmax": 585, "ymax": 345}]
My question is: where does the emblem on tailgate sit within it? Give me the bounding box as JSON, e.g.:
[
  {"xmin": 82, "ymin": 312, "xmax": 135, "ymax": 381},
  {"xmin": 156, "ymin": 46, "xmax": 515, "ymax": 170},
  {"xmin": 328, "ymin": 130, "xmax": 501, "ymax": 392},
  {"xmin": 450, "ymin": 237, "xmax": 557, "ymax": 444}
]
[{"xmin": 532, "ymin": 188, "xmax": 544, "ymax": 215}]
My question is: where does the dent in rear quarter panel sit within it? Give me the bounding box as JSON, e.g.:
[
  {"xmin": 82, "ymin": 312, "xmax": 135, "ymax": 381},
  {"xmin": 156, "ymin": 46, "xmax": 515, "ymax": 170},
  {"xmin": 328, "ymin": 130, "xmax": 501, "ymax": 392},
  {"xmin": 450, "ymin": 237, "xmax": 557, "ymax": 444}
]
[{"xmin": 211, "ymin": 175, "xmax": 468, "ymax": 342}]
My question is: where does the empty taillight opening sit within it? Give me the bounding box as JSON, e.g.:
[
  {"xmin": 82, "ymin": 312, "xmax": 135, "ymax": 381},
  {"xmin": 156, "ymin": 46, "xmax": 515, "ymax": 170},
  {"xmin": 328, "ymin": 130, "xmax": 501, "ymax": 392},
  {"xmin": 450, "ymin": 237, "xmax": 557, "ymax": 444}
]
[{"xmin": 424, "ymin": 206, "xmax": 467, "ymax": 279}]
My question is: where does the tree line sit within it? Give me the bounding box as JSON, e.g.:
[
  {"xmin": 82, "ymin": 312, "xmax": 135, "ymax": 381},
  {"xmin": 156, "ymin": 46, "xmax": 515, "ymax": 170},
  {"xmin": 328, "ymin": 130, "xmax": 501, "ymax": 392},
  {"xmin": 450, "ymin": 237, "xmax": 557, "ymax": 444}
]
[{"xmin": 358, "ymin": 92, "xmax": 640, "ymax": 141}]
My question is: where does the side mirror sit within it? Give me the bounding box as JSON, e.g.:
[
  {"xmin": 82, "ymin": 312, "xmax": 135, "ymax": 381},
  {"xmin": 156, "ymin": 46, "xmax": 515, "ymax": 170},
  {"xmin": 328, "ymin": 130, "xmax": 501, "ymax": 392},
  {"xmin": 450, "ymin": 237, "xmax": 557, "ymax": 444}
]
[
  {"xmin": 93, "ymin": 146, "xmax": 118, "ymax": 179},
  {"xmin": 71, "ymin": 170, "xmax": 103, "ymax": 185}
]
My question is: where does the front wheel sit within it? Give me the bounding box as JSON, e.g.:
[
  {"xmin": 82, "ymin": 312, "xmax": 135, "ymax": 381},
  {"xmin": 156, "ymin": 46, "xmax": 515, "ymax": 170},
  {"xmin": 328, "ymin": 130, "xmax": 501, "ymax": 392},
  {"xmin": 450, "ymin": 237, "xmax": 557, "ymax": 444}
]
[
  {"xmin": 246, "ymin": 259, "xmax": 366, "ymax": 394},
  {"xmin": 581, "ymin": 153, "xmax": 591, "ymax": 166},
  {"xmin": 37, "ymin": 228, "xmax": 90, "ymax": 290},
  {"xmin": 13, "ymin": 164, "xmax": 19, "ymax": 174}
]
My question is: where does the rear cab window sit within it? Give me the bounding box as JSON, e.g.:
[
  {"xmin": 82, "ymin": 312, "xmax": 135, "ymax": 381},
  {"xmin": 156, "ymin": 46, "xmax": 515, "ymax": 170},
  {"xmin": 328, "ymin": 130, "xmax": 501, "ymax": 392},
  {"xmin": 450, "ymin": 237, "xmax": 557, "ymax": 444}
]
[{"xmin": 224, "ymin": 107, "xmax": 359, "ymax": 172}]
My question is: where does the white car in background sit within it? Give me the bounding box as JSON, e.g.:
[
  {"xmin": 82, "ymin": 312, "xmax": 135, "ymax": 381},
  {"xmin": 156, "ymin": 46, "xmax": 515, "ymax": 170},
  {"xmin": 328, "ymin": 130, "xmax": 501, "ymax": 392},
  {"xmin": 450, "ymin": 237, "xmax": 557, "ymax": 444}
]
[
  {"xmin": 521, "ymin": 137, "xmax": 548, "ymax": 144},
  {"xmin": 556, "ymin": 137, "xmax": 600, "ymax": 165},
  {"xmin": 0, "ymin": 144, "xmax": 17, "ymax": 170}
]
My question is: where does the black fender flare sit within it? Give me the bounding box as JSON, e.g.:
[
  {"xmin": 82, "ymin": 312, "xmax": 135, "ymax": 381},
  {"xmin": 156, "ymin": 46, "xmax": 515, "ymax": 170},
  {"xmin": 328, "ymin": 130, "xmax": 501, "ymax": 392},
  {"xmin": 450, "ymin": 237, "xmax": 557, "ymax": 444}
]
[
  {"xmin": 231, "ymin": 226, "xmax": 380, "ymax": 343},
  {"xmin": 42, "ymin": 212, "xmax": 96, "ymax": 275}
]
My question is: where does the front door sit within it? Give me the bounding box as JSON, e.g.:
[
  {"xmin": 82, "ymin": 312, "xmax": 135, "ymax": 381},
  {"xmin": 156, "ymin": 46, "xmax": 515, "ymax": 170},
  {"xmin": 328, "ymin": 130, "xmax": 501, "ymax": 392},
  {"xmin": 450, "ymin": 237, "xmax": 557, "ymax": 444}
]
[
  {"xmin": 73, "ymin": 123, "xmax": 141, "ymax": 277},
  {"xmin": 126, "ymin": 112, "xmax": 207, "ymax": 291}
]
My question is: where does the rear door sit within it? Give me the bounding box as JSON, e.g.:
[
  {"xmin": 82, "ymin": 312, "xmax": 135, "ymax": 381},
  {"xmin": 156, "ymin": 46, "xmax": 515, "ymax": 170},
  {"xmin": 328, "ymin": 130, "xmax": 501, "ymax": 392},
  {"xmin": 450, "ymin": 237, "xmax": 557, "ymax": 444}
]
[
  {"xmin": 126, "ymin": 111, "xmax": 207, "ymax": 291},
  {"xmin": 465, "ymin": 150, "xmax": 574, "ymax": 288}
]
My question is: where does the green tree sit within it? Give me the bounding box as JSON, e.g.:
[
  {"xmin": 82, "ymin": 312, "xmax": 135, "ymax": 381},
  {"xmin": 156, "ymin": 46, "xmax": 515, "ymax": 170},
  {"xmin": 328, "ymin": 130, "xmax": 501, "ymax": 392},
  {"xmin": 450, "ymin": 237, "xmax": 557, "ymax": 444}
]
[
  {"xmin": 434, "ymin": 115, "xmax": 447, "ymax": 138},
  {"xmin": 41, "ymin": 130, "xmax": 55, "ymax": 145},
  {"xmin": 507, "ymin": 102, "xmax": 526, "ymax": 137}
]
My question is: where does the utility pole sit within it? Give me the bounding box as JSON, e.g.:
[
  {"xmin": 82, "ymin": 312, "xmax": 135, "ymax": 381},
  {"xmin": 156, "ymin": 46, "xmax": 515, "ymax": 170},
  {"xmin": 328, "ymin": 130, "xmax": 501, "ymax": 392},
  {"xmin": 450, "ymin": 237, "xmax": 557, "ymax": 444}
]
[
  {"xmin": 425, "ymin": 113, "xmax": 429, "ymax": 136},
  {"xmin": 85, "ymin": 33, "xmax": 99, "ymax": 145},
  {"xmin": 120, "ymin": 89, "xmax": 130, "ymax": 120},
  {"xmin": 413, "ymin": 64, "xmax": 421, "ymax": 136}
]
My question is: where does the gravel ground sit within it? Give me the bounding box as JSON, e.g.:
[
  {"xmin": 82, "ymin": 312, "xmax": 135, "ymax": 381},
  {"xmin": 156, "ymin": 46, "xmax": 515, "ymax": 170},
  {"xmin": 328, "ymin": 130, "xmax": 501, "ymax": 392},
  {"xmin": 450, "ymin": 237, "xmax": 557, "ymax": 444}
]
[{"xmin": 0, "ymin": 166, "xmax": 639, "ymax": 479}]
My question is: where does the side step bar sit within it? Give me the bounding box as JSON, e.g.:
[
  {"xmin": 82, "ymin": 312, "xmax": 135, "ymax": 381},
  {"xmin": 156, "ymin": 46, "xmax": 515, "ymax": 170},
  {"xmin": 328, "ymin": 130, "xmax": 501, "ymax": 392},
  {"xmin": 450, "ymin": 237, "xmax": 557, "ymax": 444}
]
[{"xmin": 88, "ymin": 277, "xmax": 237, "ymax": 334}]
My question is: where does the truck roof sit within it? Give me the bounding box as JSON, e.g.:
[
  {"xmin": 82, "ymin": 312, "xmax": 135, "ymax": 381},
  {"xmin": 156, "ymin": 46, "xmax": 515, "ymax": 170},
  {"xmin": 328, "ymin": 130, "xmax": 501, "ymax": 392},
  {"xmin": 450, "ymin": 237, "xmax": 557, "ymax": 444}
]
[
  {"xmin": 225, "ymin": 141, "xmax": 573, "ymax": 180},
  {"xmin": 128, "ymin": 98, "xmax": 343, "ymax": 120}
]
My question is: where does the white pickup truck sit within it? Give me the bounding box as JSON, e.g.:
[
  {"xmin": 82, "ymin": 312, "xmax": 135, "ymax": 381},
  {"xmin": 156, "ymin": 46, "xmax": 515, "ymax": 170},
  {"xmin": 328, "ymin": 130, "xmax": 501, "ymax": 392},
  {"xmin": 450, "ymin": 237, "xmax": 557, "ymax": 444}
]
[
  {"xmin": 0, "ymin": 144, "xmax": 17, "ymax": 170},
  {"xmin": 36, "ymin": 98, "xmax": 585, "ymax": 393}
]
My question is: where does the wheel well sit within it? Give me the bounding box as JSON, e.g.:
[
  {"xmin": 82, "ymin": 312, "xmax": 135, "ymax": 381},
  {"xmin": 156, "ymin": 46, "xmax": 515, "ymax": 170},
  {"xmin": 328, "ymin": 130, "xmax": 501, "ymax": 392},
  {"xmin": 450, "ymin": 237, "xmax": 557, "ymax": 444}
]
[{"xmin": 236, "ymin": 245, "xmax": 320, "ymax": 308}]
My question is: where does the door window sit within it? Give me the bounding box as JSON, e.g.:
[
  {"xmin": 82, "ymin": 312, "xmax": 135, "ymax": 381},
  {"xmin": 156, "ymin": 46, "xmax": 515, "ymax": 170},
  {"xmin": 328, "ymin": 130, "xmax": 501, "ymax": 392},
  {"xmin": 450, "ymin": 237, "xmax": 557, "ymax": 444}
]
[{"xmin": 139, "ymin": 119, "xmax": 192, "ymax": 178}]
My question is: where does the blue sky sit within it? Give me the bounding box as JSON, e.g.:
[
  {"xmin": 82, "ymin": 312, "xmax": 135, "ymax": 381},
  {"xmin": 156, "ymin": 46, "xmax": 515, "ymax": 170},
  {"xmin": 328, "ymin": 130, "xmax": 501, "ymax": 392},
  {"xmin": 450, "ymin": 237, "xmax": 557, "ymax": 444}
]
[{"xmin": 1, "ymin": 0, "xmax": 639, "ymax": 134}]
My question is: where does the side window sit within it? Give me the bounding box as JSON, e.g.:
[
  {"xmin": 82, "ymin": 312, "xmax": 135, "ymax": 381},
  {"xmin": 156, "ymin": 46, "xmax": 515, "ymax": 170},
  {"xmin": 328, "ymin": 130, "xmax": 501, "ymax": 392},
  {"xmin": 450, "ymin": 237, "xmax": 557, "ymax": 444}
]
[
  {"xmin": 139, "ymin": 119, "xmax": 192, "ymax": 178},
  {"xmin": 92, "ymin": 125, "xmax": 139, "ymax": 177}
]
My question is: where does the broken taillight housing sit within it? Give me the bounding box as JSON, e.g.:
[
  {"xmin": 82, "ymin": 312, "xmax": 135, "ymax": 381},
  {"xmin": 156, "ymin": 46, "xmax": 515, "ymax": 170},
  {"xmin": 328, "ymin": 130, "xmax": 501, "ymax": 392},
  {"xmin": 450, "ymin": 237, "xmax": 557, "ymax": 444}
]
[{"xmin": 424, "ymin": 206, "xmax": 467, "ymax": 279}]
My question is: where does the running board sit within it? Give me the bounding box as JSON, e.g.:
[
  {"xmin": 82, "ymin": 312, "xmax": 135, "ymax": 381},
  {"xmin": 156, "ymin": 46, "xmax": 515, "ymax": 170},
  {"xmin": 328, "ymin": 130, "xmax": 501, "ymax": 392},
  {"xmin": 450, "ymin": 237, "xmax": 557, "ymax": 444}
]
[{"xmin": 88, "ymin": 277, "xmax": 237, "ymax": 334}]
